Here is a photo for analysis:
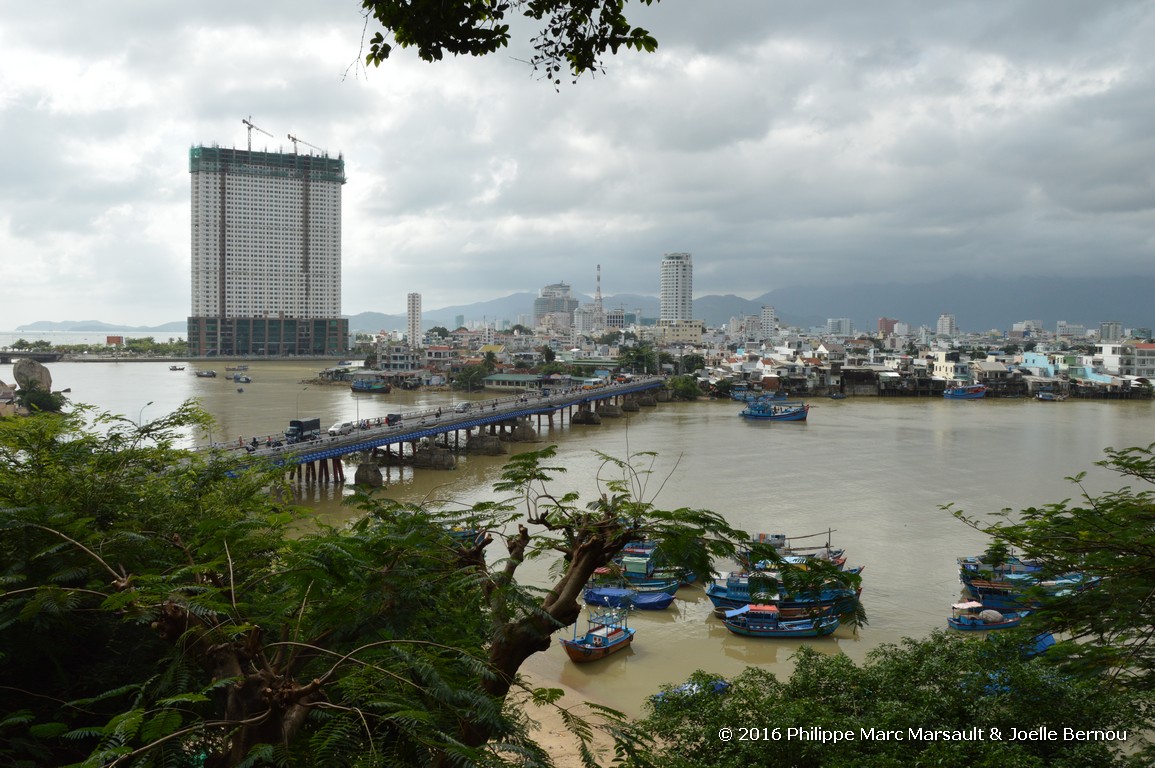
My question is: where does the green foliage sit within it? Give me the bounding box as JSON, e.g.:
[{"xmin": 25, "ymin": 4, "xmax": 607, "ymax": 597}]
[
  {"xmin": 637, "ymin": 632, "xmax": 1150, "ymax": 768},
  {"xmin": 453, "ymin": 364, "xmax": 489, "ymax": 390},
  {"xmin": 679, "ymin": 353, "xmax": 706, "ymax": 374},
  {"xmin": 666, "ymin": 374, "xmax": 700, "ymax": 401},
  {"xmin": 361, "ymin": 0, "xmax": 660, "ymax": 83},
  {"xmin": 2, "ymin": 405, "xmax": 776, "ymax": 766},
  {"xmin": 12, "ymin": 380, "xmax": 66, "ymax": 413},
  {"xmin": 950, "ymin": 443, "xmax": 1155, "ymax": 696},
  {"xmin": 617, "ymin": 343, "xmax": 656, "ymax": 374}
]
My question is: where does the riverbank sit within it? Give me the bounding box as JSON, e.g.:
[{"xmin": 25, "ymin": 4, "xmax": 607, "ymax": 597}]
[{"xmin": 522, "ymin": 673, "xmax": 618, "ymax": 767}]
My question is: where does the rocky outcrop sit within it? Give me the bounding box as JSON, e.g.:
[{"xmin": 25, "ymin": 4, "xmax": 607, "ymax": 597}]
[{"xmin": 13, "ymin": 359, "xmax": 52, "ymax": 392}]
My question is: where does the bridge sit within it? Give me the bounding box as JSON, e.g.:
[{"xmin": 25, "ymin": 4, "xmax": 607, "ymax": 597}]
[
  {"xmin": 210, "ymin": 377, "xmax": 667, "ymax": 481},
  {"xmin": 0, "ymin": 350, "xmax": 65, "ymax": 364}
]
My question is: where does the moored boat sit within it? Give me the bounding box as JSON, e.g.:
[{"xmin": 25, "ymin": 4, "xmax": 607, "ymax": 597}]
[
  {"xmin": 705, "ymin": 567, "xmax": 863, "ymax": 613},
  {"xmin": 194, "ymin": 370, "xmax": 217, "ymax": 378},
  {"xmin": 169, "ymin": 365, "xmax": 185, "ymax": 371},
  {"xmin": 583, "ymin": 586, "xmax": 634, "ymax": 608},
  {"xmin": 739, "ymin": 399, "xmax": 809, "ymax": 421},
  {"xmin": 350, "ymin": 372, "xmax": 391, "ymax": 393},
  {"xmin": 721, "ymin": 604, "xmax": 840, "ymax": 638},
  {"xmin": 559, "ymin": 608, "xmax": 635, "ymax": 663},
  {"xmin": 584, "ymin": 586, "xmax": 676, "ymax": 610},
  {"xmin": 947, "ymin": 601, "xmax": 1028, "ymax": 631},
  {"xmin": 943, "ymin": 383, "xmax": 986, "ymax": 399}
]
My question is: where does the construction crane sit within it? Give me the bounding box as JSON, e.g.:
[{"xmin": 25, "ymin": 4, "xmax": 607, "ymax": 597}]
[
  {"xmin": 241, "ymin": 116, "xmax": 273, "ymax": 151},
  {"xmin": 287, "ymin": 133, "xmax": 326, "ymax": 155}
]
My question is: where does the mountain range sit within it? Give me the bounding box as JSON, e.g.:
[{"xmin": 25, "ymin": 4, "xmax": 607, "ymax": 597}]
[{"xmin": 15, "ymin": 275, "xmax": 1154, "ymax": 336}]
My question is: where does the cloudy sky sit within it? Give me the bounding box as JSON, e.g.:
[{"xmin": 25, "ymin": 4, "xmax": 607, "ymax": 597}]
[{"xmin": 2, "ymin": 1, "xmax": 1153, "ymax": 329}]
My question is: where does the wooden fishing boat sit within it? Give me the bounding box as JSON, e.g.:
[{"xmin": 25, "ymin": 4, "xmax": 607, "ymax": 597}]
[
  {"xmin": 943, "ymin": 383, "xmax": 986, "ymax": 399},
  {"xmin": 947, "ymin": 601, "xmax": 1029, "ymax": 631},
  {"xmin": 560, "ymin": 608, "xmax": 635, "ymax": 663},
  {"xmin": 583, "ymin": 585, "xmax": 676, "ymax": 611},
  {"xmin": 739, "ymin": 399, "xmax": 809, "ymax": 421},
  {"xmin": 721, "ymin": 604, "xmax": 840, "ymax": 638}
]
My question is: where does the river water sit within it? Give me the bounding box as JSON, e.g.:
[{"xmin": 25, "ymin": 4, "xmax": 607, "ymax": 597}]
[{"xmin": 6, "ymin": 359, "xmax": 1153, "ymax": 716}]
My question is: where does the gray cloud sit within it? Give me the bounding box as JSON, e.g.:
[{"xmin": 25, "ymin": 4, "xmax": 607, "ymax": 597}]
[{"xmin": 1, "ymin": 1, "xmax": 1153, "ymax": 327}]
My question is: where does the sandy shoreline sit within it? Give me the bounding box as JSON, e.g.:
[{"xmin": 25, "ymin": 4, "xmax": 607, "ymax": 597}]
[{"xmin": 518, "ymin": 673, "xmax": 623, "ymax": 767}]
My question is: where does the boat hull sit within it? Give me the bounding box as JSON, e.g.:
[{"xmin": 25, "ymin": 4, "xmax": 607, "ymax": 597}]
[
  {"xmin": 722, "ymin": 613, "xmax": 840, "ymax": 638},
  {"xmin": 943, "ymin": 385, "xmax": 987, "ymax": 399},
  {"xmin": 560, "ymin": 628, "xmax": 635, "ymax": 662},
  {"xmin": 740, "ymin": 401, "xmax": 809, "ymax": 420}
]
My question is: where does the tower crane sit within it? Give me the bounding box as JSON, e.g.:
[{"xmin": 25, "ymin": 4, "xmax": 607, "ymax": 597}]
[
  {"xmin": 241, "ymin": 116, "xmax": 273, "ymax": 151},
  {"xmin": 287, "ymin": 133, "xmax": 326, "ymax": 155}
]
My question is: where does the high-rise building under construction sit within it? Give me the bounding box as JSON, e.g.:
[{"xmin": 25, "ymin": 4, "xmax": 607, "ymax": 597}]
[{"xmin": 187, "ymin": 142, "xmax": 348, "ymax": 356}]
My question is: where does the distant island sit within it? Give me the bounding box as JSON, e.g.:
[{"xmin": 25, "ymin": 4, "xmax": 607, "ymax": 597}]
[{"xmin": 15, "ymin": 320, "xmax": 188, "ymax": 334}]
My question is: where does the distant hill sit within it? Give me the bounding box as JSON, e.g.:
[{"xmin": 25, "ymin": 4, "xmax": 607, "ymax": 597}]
[
  {"xmin": 26, "ymin": 276, "xmax": 1153, "ymax": 337},
  {"xmin": 750, "ymin": 275, "xmax": 1155, "ymax": 333}
]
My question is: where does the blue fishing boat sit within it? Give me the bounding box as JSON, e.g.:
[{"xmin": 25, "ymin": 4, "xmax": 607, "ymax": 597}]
[
  {"xmin": 943, "ymin": 383, "xmax": 986, "ymax": 399},
  {"xmin": 584, "ymin": 585, "xmax": 676, "ymax": 610},
  {"xmin": 721, "ymin": 604, "xmax": 840, "ymax": 638},
  {"xmin": 350, "ymin": 372, "xmax": 391, "ymax": 393},
  {"xmin": 947, "ymin": 601, "xmax": 1029, "ymax": 631},
  {"xmin": 560, "ymin": 608, "xmax": 635, "ymax": 663},
  {"xmin": 705, "ymin": 568, "xmax": 863, "ymax": 613},
  {"xmin": 631, "ymin": 591, "xmax": 676, "ymax": 610},
  {"xmin": 739, "ymin": 399, "xmax": 809, "ymax": 421},
  {"xmin": 583, "ymin": 586, "xmax": 634, "ymax": 608}
]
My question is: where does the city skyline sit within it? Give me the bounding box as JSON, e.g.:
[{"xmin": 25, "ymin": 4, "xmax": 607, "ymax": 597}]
[{"xmin": 3, "ymin": 3, "xmax": 1155, "ymax": 330}]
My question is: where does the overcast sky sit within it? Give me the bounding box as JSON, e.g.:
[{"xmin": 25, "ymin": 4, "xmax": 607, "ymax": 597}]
[{"xmin": 2, "ymin": 1, "xmax": 1153, "ymax": 329}]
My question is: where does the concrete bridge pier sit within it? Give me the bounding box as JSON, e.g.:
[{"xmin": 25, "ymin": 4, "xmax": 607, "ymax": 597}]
[{"xmin": 354, "ymin": 461, "xmax": 383, "ymax": 487}]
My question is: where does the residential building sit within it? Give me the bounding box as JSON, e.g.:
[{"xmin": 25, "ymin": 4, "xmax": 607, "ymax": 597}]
[
  {"xmin": 659, "ymin": 252, "xmax": 693, "ymax": 322},
  {"xmin": 761, "ymin": 306, "xmax": 779, "ymax": 340},
  {"xmin": 1100, "ymin": 321, "xmax": 1124, "ymax": 342},
  {"xmin": 1056, "ymin": 321, "xmax": 1086, "ymax": 340},
  {"xmin": 826, "ymin": 318, "xmax": 854, "ymax": 337},
  {"xmin": 533, "ymin": 282, "xmax": 579, "ymax": 327},
  {"xmin": 935, "ymin": 314, "xmax": 958, "ymax": 338},
  {"xmin": 878, "ymin": 317, "xmax": 899, "ymax": 335},
  {"xmin": 407, "ymin": 293, "xmax": 422, "ymax": 348},
  {"xmin": 187, "ymin": 145, "xmax": 347, "ymax": 356}
]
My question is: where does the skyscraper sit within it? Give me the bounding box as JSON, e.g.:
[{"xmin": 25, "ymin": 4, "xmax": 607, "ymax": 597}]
[
  {"xmin": 936, "ymin": 313, "xmax": 958, "ymax": 337},
  {"xmin": 407, "ymin": 293, "xmax": 423, "ymax": 348},
  {"xmin": 659, "ymin": 252, "xmax": 693, "ymax": 323},
  {"xmin": 187, "ymin": 145, "xmax": 347, "ymax": 356},
  {"xmin": 532, "ymin": 282, "xmax": 579, "ymax": 327}
]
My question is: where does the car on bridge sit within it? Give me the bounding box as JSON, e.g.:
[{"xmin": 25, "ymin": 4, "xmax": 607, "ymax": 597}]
[
  {"xmin": 454, "ymin": 402, "xmax": 473, "ymax": 413},
  {"xmin": 328, "ymin": 421, "xmax": 355, "ymax": 436}
]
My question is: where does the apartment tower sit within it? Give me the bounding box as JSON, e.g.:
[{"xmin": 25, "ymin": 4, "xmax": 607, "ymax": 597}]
[
  {"xmin": 407, "ymin": 293, "xmax": 423, "ymax": 348},
  {"xmin": 659, "ymin": 252, "xmax": 693, "ymax": 322},
  {"xmin": 187, "ymin": 144, "xmax": 348, "ymax": 356}
]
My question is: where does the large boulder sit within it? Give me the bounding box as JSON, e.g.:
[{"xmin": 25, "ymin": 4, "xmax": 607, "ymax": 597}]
[{"xmin": 13, "ymin": 359, "xmax": 52, "ymax": 392}]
